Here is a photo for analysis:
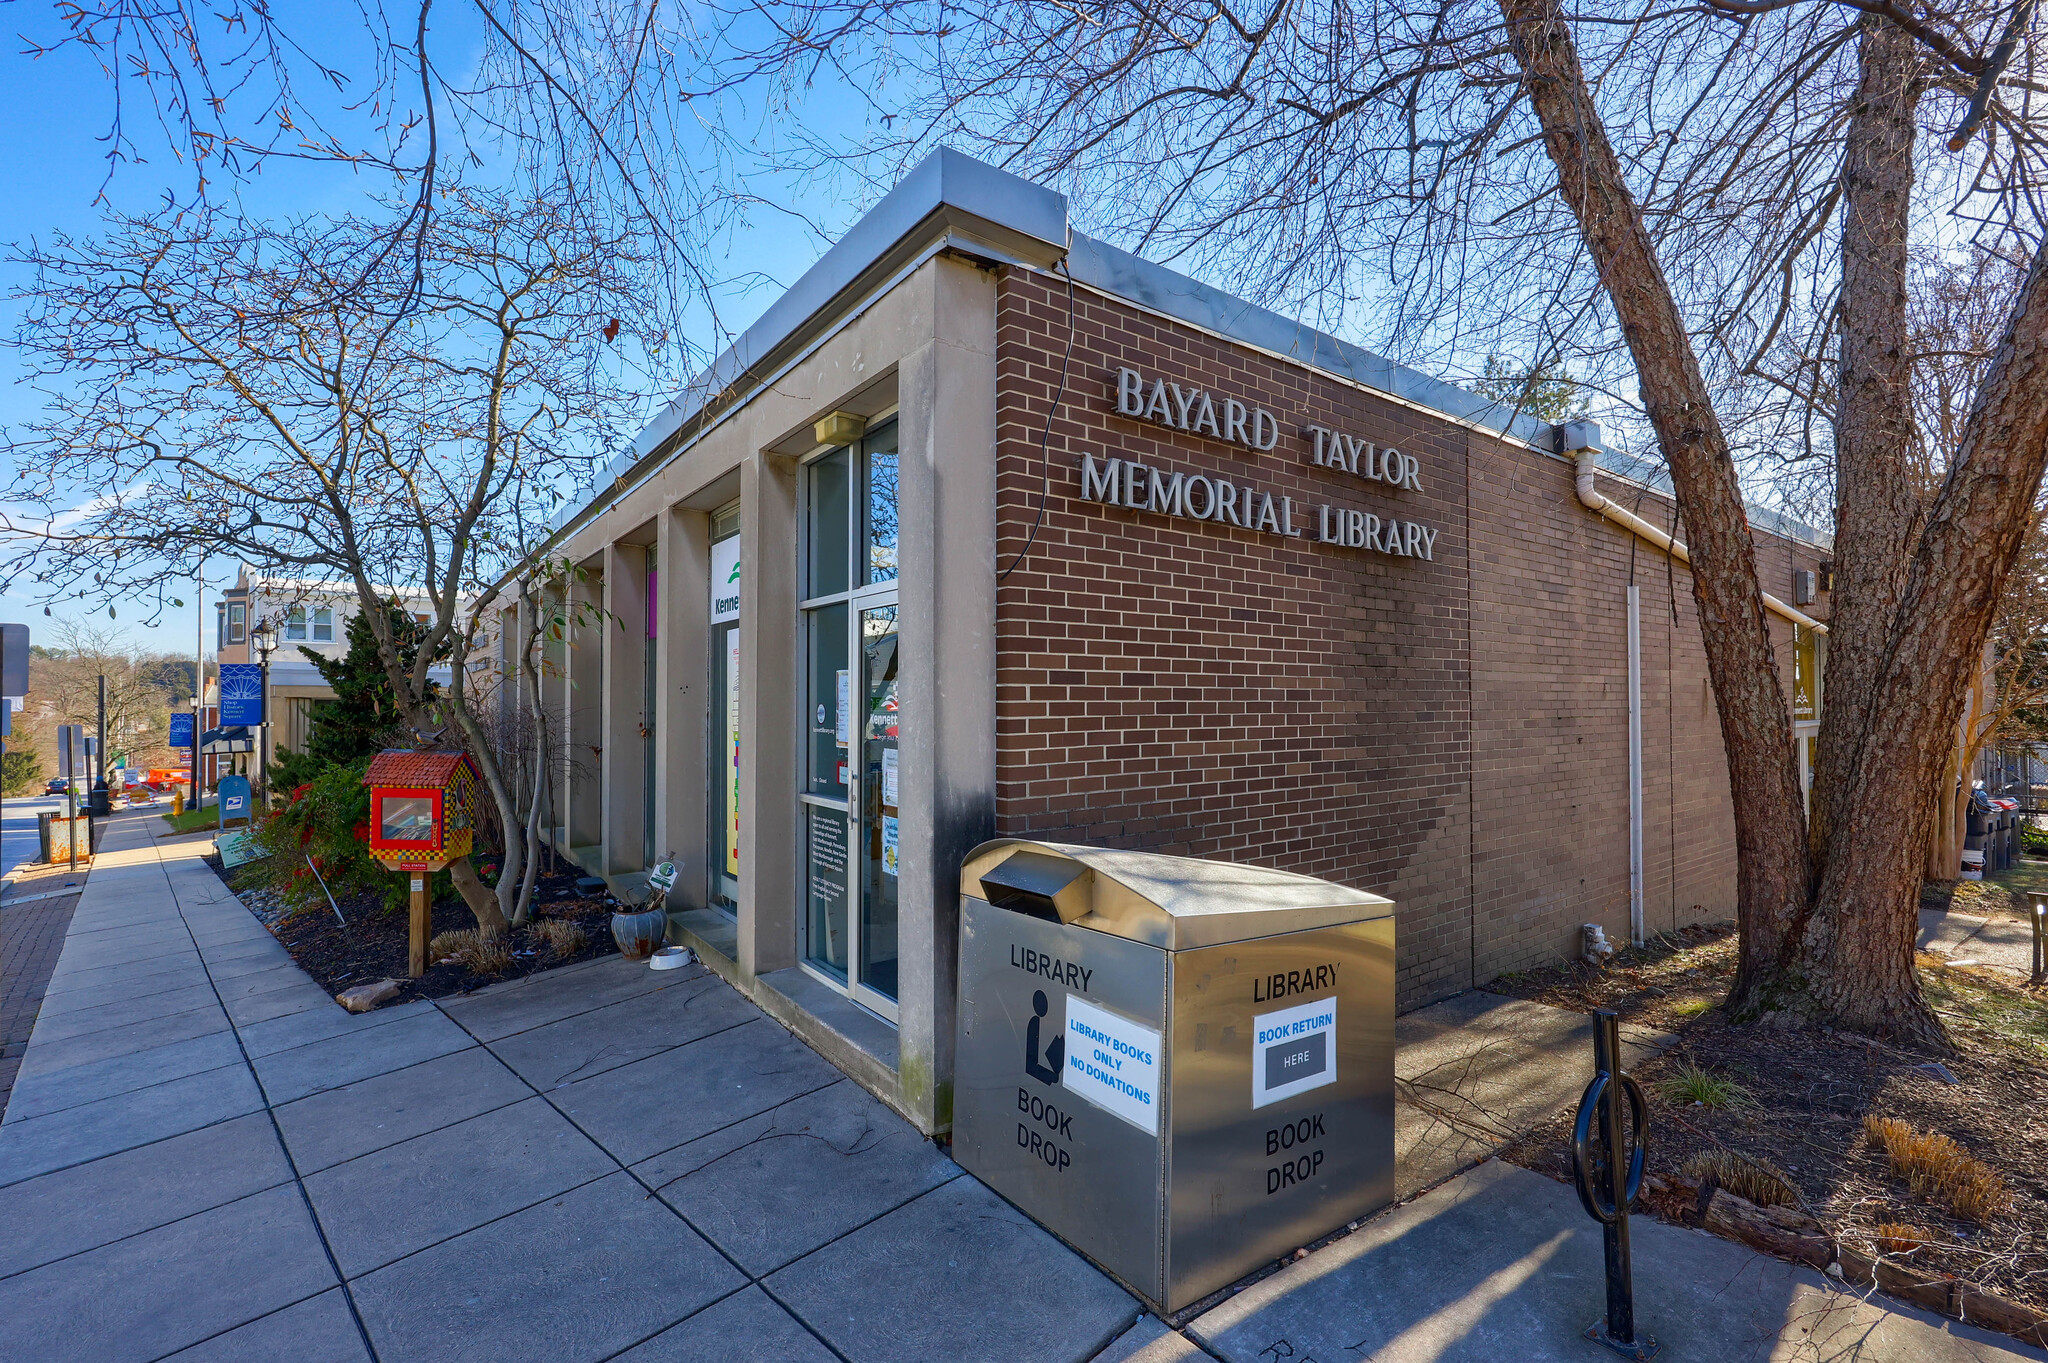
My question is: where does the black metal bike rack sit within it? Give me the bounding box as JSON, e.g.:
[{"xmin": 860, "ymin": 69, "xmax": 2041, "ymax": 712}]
[{"xmin": 1572, "ymin": 1009, "xmax": 1660, "ymax": 1361}]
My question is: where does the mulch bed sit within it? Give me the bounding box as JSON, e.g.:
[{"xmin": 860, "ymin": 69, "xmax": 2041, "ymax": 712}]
[
  {"xmin": 206, "ymin": 854, "xmax": 622, "ymax": 1005},
  {"xmin": 1486, "ymin": 921, "xmax": 2048, "ymax": 1339}
]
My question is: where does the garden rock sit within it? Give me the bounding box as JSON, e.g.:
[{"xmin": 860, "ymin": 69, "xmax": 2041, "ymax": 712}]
[{"xmin": 337, "ymin": 979, "xmax": 402, "ymax": 1013}]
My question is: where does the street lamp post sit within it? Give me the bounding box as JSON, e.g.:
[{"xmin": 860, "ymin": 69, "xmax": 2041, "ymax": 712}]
[{"xmin": 251, "ymin": 620, "xmax": 277, "ymax": 810}]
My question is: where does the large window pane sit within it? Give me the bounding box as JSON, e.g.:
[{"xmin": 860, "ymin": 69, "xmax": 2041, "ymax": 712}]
[
  {"xmin": 806, "ymin": 448, "xmax": 850, "ymax": 599},
  {"xmin": 860, "ymin": 605, "xmax": 900, "ymax": 999},
  {"xmin": 862, "ymin": 423, "xmax": 899, "ymax": 586},
  {"xmin": 712, "ymin": 622, "xmax": 740, "ymax": 909},
  {"xmin": 805, "ymin": 603, "xmax": 849, "ymax": 799},
  {"xmin": 806, "ymin": 805, "xmax": 850, "ymax": 980}
]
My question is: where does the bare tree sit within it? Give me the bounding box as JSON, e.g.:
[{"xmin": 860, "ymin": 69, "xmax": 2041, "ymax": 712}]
[
  {"xmin": 2, "ymin": 186, "xmax": 646, "ymax": 937},
  {"xmin": 31, "ymin": 621, "xmax": 182, "ymax": 769},
  {"xmin": 699, "ymin": 0, "xmax": 2048, "ymax": 1043},
  {"xmin": 16, "ymin": 0, "xmax": 760, "ymax": 357}
]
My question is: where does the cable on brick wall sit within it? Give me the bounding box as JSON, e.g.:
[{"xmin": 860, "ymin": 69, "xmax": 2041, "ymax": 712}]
[{"xmin": 998, "ymin": 259, "xmax": 1076, "ymax": 584}]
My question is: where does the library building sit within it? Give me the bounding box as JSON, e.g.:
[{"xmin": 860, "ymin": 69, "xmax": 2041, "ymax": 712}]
[{"xmin": 505, "ymin": 149, "xmax": 1831, "ymax": 1135}]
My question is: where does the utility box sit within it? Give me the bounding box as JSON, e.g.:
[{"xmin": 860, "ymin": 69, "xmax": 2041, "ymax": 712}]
[{"xmin": 952, "ymin": 839, "xmax": 1396, "ymax": 1313}]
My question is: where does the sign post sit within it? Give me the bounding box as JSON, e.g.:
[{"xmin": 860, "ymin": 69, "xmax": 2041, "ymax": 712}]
[
  {"xmin": 410, "ymin": 875, "xmax": 429, "ymax": 977},
  {"xmin": 57, "ymin": 724, "xmax": 85, "ymax": 865}
]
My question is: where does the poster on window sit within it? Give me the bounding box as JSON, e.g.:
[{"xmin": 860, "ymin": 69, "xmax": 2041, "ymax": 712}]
[
  {"xmin": 711, "ymin": 537, "xmax": 741, "ymax": 624},
  {"xmin": 726, "ymin": 631, "xmax": 741, "ymax": 879},
  {"xmin": 882, "ymin": 815, "xmax": 899, "ymax": 878},
  {"xmin": 880, "ymin": 748, "xmax": 898, "ymax": 809}
]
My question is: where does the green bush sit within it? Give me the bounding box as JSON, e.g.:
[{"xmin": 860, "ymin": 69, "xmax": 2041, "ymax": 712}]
[
  {"xmin": 1, "ymin": 750, "xmax": 44, "ymax": 796},
  {"xmin": 2021, "ymin": 821, "xmax": 2048, "ymax": 857}
]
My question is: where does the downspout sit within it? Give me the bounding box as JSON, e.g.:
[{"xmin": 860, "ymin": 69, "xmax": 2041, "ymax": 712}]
[
  {"xmin": 1559, "ymin": 421, "xmax": 1829, "ymax": 635},
  {"xmin": 1557, "ymin": 420, "xmax": 1827, "ymax": 949},
  {"xmin": 1627, "ymin": 583, "xmax": 1644, "ymax": 945}
]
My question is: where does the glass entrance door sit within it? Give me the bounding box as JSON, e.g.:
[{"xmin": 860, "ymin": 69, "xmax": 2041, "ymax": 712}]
[{"xmin": 798, "ymin": 419, "xmax": 900, "ymax": 1018}]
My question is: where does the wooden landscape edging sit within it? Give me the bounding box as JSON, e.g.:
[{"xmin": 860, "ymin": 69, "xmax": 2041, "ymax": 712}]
[{"xmin": 1643, "ymin": 1173, "xmax": 2048, "ymax": 1349}]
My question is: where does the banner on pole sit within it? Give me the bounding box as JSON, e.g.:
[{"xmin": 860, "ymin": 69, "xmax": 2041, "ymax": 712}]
[{"xmin": 218, "ymin": 664, "xmax": 264, "ymax": 726}]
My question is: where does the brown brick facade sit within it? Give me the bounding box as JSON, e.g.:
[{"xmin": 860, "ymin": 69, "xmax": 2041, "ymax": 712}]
[{"xmin": 992, "ymin": 267, "xmax": 1824, "ymax": 1011}]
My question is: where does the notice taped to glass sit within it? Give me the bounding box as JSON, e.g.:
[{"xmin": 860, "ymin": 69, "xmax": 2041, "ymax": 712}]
[{"xmin": 809, "ymin": 807, "xmax": 848, "ymax": 902}]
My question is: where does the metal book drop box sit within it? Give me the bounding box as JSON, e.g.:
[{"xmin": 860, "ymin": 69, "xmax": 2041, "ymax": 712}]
[{"xmin": 953, "ymin": 839, "xmax": 1396, "ymax": 1313}]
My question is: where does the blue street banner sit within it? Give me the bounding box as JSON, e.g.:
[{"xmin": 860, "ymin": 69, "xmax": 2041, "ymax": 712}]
[
  {"xmin": 218, "ymin": 664, "xmax": 265, "ymax": 726},
  {"xmin": 168, "ymin": 712, "xmax": 195, "ymax": 748}
]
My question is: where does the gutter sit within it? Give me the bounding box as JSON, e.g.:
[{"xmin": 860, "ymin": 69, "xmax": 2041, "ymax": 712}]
[{"xmin": 1560, "ymin": 422, "xmax": 1828, "ymax": 635}]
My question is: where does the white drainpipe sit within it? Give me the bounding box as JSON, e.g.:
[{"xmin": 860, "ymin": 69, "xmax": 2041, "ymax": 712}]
[
  {"xmin": 1557, "ymin": 421, "xmax": 1827, "ymax": 948},
  {"xmin": 1559, "ymin": 422, "xmax": 1828, "ymax": 635},
  {"xmin": 1627, "ymin": 582, "xmax": 1644, "ymax": 945}
]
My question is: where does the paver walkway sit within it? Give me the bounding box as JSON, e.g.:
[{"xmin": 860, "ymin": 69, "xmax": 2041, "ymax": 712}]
[
  {"xmin": 0, "ymin": 881, "xmax": 81, "ymax": 1114},
  {"xmin": 3, "ymin": 807, "xmax": 2038, "ymax": 1363}
]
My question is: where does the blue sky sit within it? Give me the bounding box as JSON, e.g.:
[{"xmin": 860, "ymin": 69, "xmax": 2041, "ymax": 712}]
[{"xmin": 0, "ymin": 7, "xmax": 874, "ymax": 656}]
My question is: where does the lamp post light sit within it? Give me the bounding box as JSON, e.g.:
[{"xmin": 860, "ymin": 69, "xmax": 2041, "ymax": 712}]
[{"xmin": 250, "ymin": 620, "xmax": 277, "ymax": 809}]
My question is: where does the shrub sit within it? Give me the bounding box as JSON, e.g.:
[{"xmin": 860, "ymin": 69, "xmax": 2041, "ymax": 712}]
[
  {"xmin": 1681, "ymin": 1149, "xmax": 1798, "ymax": 1207},
  {"xmin": 429, "ymin": 929, "xmax": 479, "ymax": 961},
  {"xmin": 1873, "ymin": 1222, "xmax": 1938, "ymax": 1255},
  {"xmin": 1656, "ymin": 1061, "xmax": 1751, "ymax": 1109},
  {"xmin": 1863, "ymin": 1115, "xmax": 2012, "ymax": 1223},
  {"xmin": 241, "ymin": 757, "xmax": 383, "ymax": 910},
  {"xmin": 456, "ymin": 936, "xmax": 513, "ymax": 977},
  {"xmin": 530, "ymin": 919, "xmax": 587, "ymax": 955}
]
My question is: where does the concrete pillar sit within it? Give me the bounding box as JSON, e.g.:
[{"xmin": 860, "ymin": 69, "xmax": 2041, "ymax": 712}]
[
  {"xmin": 603, "ymin": 542, "xmax": 650, "ymax": 876},
  {"xmin": 738, "ymin": 451, "xmax": 799, "ymax": 979},
  {"xmin": 540, "ymin": 580, "xmax": 569, "ymax": 850},
  {"xmin": 659, "ymin": 507, "xmax": 713, "ymax": 904},
  {"xmin": 564, "ymin": 563, "xmax": 604, "ymax": 855},
  {"xmin": 892, "ymin": 256, "xmax": 999, "ymax": 1131}
]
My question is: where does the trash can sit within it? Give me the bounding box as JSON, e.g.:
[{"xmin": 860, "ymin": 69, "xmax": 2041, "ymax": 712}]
[{"xmin": 952, "ymin": 839, "xmax": 1396, "ymax": 1313}]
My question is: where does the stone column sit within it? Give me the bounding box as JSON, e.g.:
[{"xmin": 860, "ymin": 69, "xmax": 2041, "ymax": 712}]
[
  {"xmin": 659, "ymin": 506, "xmax": 713, "ymax": 904},
  {"xmin": 602, "ymin": 542, "xmax": 650, "ymax": 877},
  {"xmin": 564, "ymin": 561, "xmax": 604, "ymax": 856},
  {"xmin": 738, "ymin": 451, "xmax": 800, "ymax": 979},
  {"xmin": 893, "ymin": 255, "xmax": 1000, "ymax": 1131}
]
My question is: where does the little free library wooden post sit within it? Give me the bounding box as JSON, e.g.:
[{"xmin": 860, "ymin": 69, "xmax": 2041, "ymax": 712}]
[{"xmin": 363, "ymin": 750, "xmax": 479, "ymax": 977}]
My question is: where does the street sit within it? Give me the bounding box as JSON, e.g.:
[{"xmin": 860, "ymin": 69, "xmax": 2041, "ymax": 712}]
[{"xmin": 0, "ymin": 797, "xmax": 65, "ymax": 882}]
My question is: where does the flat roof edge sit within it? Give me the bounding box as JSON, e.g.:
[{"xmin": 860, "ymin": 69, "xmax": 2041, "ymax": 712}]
[
  {"xmin": 622, "ymin": 150, "xmax": 1068, "ymax": 466},
  {"xmin": 1065, "ymin": 234, "xmax": 1562, "ymax": 452}
]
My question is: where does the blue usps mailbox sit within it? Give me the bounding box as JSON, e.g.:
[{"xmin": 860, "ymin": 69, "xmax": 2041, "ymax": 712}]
[{"xmin": 218, "ymin": 773, "xmax": 253, "ymax": 831}]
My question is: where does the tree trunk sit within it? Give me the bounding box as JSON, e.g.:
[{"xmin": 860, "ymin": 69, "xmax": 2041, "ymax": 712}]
[
  {"xmin": 1810, "ymin": 19, "xmax": 1924, "ymax": 863},
  {"xmin": 1497, "ymin": 0, "xmax": 1812, "ymax": 986},
  {"xmin": 447, "ymin": 856, "xmax": 511, "ymax": 938},
  {"xmin": 1743, "ymin": 19, "xmax": 1942, "ymax": 1042}
]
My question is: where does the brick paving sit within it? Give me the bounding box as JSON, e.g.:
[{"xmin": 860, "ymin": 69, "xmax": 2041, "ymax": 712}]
[{"xmin": 0, "ymin": 889, "xmax": 81, "ymax": 1118}]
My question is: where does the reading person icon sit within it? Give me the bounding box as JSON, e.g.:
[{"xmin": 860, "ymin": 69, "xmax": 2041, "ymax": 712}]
[{"xmin": 1024, "ymin": 988, "xmax": 1064, "ymax": 1085}]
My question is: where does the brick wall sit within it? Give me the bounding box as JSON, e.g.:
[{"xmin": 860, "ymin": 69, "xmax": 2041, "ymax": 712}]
[{"xmin": 992, "ymin": 268, "xmax": 1825, "ymax": 1010}]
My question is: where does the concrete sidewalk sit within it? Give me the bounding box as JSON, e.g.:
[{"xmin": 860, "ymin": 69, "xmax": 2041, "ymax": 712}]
[
  {"xmin": 1920, "ymin": 907, "xmax": 2040, "ymax": 977},
  {"xmin": 1, "ymin": 808, "xmax": 2037, "ymax": 1363},
  {"xmin": 0, "ymin": 810, "xmax": 1139, "ymax": 1363}
]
